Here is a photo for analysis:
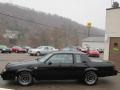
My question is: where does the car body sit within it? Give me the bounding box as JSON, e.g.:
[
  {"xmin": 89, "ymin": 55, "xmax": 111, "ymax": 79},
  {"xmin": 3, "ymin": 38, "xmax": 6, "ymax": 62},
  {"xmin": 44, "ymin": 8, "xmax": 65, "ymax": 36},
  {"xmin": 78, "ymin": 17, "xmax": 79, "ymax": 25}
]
[
  {"xmin": 28, "ymin": 46, "xmax": 58, "ymax": 56},
  {"xmin": 0, "ymin": 51, "xmax": 118, "ymax": 86},
  {"xmin": 88, "ymin": 49, "xmax": 100, "ymax": 57},
  {"xmin": 97, "ymin": 49, "xmax": 104, "ymax": 53},
  {"xmin": 80, "ymin": 48, "xmax": 88, "ymax": 53},
  {"xmin": 11, "ymin": 46, "xmax": 27, "ymax": 53},
  {"xmin": 0, "ymin": 45, "xmax": 11, "ymax": 53},
  {"xmin": 22, "ymin": 46, "xmax": 32, "ymax": 53}
]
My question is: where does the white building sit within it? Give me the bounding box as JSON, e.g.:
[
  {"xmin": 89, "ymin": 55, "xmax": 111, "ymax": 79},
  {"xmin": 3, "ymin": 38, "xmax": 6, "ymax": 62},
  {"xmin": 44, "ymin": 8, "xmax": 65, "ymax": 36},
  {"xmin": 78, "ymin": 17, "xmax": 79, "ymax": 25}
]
[
  {"xmin": 104, "ymin": 7, "xmax": 120, "ymax": 67},
  {"xmin": 82, "ymin": 37, "xmax": 105, "ymax": 50}
]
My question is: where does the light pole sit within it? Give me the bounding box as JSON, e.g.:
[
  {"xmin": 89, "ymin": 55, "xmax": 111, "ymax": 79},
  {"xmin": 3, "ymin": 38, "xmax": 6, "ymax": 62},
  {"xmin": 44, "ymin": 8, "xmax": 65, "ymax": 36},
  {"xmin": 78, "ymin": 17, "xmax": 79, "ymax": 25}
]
[{"xmin": 86, "ymin": 22, "xmax": 92, "ymax": 37}]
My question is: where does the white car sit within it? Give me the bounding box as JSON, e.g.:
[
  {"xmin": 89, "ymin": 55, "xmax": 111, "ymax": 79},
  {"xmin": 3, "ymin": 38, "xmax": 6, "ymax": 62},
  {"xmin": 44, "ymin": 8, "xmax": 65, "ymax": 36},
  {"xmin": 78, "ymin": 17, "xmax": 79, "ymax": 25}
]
[{"xmin": 28, "ymin": 46, "xmax": 58, "ymax": 56}]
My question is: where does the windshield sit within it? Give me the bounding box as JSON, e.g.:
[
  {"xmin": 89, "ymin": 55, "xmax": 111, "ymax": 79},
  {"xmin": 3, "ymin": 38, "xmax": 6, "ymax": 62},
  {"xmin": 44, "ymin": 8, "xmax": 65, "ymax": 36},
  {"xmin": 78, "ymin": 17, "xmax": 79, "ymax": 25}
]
[{"xmin": 38, "ymin": 53, "xmax": 53, "ymax": 62}]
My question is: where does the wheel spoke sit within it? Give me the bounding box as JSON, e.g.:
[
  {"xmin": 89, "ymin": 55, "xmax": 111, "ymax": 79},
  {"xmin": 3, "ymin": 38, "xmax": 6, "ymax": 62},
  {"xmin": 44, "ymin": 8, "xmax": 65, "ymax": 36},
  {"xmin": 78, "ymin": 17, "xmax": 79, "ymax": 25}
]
[
  {"xmin": 84, "ymin": 71, "xmax": 97, "ymax": 85},
  {"xmin": 18, "ymin": 72, "xmax": 32, "ymax": 86}
]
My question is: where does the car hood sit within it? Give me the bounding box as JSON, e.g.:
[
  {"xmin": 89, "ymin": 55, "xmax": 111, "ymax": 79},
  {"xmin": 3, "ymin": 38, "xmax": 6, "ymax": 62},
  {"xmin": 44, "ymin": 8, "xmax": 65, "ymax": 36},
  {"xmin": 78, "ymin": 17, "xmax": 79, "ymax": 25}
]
[{"xmin": 6, "ymin": 60, "xmax": 39, "ymax": 68}]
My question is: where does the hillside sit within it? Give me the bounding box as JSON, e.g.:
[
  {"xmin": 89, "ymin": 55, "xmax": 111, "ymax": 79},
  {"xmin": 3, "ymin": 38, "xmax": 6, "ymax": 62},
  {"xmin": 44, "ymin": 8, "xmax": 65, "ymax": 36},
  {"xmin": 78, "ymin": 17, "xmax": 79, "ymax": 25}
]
[{"xmin": 0, "ymin": 3, "xmax": 105, "ymax": 48}]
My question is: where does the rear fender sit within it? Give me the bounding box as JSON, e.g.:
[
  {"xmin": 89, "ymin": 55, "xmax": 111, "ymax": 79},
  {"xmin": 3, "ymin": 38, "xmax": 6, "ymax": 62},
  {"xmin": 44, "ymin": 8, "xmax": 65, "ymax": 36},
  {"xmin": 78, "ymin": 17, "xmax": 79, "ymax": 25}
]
[{"xmin": 84, "ymin": 68, "xmax": 98, "ymax": 74}]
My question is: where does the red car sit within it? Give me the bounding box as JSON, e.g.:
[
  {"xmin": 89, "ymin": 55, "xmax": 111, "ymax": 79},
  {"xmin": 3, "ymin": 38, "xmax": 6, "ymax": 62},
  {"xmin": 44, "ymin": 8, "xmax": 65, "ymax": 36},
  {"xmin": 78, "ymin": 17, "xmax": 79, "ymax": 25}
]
[
  {"xmin": 87, "ymin": 50, "xmax": 100, "ymax": 57},
  {"xmin": 11, "ymin": 46, "xmax": 27, "ymax": 53}
]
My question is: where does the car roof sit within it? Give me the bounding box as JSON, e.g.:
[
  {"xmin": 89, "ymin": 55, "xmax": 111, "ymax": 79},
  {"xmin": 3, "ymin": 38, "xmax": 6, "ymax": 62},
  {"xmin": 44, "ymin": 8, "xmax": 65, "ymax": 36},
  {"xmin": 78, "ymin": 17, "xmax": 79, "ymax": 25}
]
[{"xmin": 52, "ymin": 51, "xmax": 86, "ymax": 55}]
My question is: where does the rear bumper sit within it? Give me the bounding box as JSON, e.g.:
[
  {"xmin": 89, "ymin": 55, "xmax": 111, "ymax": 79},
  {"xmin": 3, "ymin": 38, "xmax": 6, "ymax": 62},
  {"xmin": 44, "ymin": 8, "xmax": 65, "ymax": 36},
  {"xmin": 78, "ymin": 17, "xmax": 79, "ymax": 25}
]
[{"xmin": 98, "ymin": 70, "xmax": 118, "ymax": 77}]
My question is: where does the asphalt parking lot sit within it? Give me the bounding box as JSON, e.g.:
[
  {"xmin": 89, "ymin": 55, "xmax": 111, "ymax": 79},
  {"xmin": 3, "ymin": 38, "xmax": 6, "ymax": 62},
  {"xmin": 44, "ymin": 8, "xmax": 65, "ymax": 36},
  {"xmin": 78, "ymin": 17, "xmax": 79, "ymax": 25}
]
[{"xmin": 0, "ymin": 53, "xmax": 120, "ymax": 90}]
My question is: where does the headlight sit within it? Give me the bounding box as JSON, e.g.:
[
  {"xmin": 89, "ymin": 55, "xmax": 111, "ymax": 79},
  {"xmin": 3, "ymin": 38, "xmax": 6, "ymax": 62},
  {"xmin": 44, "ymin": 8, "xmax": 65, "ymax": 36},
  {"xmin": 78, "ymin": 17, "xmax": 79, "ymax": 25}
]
[{"xmin": 2, "ymin": 68, "xmax": 6, "ymax": 72}]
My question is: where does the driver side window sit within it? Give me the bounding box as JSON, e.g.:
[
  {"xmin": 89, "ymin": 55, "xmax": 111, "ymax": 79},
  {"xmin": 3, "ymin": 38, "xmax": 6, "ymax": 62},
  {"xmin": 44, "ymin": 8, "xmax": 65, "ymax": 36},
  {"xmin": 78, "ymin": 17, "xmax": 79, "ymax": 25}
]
[{"xmin": 47, "ymin": 54, "xmax": 73, "ymax": 64}]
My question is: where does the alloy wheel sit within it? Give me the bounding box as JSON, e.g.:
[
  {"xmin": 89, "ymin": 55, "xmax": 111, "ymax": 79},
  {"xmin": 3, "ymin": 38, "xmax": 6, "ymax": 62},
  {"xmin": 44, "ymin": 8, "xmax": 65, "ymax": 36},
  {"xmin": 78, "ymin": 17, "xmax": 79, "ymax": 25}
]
[
  {"xmin": 17, "ymin": 71, "xmax": 33, "ymax": 86},
  {"xmin": 84, "ymin": 71, "xmax": 98, "ymax": 85}
]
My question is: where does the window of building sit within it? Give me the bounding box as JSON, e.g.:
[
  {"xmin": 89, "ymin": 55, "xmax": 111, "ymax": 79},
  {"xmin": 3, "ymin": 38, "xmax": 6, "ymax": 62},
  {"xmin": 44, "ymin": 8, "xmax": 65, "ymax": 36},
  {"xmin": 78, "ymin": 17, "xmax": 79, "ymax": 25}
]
[{"xmin": 114, "ymin": 43, "xmax": 118, "ymax": 47}]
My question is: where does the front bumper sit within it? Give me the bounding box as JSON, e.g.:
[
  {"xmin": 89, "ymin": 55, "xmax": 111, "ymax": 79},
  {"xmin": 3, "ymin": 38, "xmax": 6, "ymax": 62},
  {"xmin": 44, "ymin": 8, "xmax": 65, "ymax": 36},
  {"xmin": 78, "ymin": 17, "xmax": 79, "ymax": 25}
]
[{"xmin": 0, "ymin": 71, "xmax": 15, "ymax": 80}]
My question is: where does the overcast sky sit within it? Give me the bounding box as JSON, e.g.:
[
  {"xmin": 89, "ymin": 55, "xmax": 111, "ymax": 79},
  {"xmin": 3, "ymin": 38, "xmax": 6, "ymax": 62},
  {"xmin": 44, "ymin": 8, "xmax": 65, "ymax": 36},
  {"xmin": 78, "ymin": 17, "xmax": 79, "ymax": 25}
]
[{"xmin": 0, "ymin": 0, "xmax": 119, "ymax": 29}]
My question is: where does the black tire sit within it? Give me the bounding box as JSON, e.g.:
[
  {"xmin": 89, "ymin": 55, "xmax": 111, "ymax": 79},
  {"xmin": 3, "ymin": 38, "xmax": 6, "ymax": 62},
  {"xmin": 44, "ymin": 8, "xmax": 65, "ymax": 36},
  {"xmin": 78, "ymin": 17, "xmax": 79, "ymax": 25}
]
[
  {"xmin": 30, "ymin": 54, "xmax": 33, "ymax": 56},
  {"xmin": 17, "ymin": 71, "xmax": 33, "ymax": 86},
  {"xmin": 36, "ymin": 52, "xmax": 40, "ymax": 56},
  {"xmin": 83, "ymin": 71, "xmax": 98, "ymax": 85}
]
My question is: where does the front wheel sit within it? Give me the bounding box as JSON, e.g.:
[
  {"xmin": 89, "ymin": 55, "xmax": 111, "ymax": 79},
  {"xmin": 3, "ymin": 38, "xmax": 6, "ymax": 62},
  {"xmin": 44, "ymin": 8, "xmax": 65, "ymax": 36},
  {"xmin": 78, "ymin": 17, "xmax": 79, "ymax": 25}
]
[
  {"xmin": 84, "ymin": 71, "xmax": 98, "ymax": 85},
  {"xmin": 36, "ymin": 52, "xmax": 40, "ymax": 56},
  {"xmin": 17, "ymin": 71, "xmax": 33, "ymax": 86}
]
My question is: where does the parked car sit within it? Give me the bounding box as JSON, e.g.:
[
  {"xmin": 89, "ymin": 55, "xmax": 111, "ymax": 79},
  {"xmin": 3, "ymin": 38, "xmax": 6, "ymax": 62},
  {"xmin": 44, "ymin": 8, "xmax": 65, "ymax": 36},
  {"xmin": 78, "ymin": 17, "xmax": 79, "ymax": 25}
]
[
  {"xmin": 11, "ymin": 46, "xmax": 27, "ymax": 53},
  {"xmin": 0, "ymin": 45, "xmax": 11, "ymax": 53},
  {"xmin": 81, "ymin": 48, "xmax": 88, "ymax": 53},
  {"xmin": 97, "ymin": 49, "xmax": 104, "ymax": 53},
  {"xmin": 28, "ymin": 46, "xmax": 58, "ymax": 56},
  {"xmin": 0, "ymin": 51, "xmax": 118, "ymax": 86},
  {"xmin": 22, "ymin": 46, "xmax": 32, "ymax": 52},
  {"xmin": 87, "ymin": 49, "xmax": 100, "ymax": 57}
]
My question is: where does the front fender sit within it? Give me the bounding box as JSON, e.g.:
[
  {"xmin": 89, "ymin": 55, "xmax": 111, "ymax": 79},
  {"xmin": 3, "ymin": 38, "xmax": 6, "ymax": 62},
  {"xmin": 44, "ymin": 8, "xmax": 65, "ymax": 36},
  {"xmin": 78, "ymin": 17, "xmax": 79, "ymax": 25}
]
[{"xmin": 16, "ymin": 69, "xmax": 33, "ymax": 75}]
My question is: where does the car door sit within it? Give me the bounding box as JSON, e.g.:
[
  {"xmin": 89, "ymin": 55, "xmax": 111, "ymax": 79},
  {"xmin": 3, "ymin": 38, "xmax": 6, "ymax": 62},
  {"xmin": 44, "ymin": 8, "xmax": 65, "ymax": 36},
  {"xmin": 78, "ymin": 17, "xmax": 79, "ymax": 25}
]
[
  {"xmin": 73, "ymin": 54, "xmax": 89, "ymax": 78},
  {"xmin": 45, "ymin": 53, "xmax": 74, "ymax": 80},
  {"xmin": 43, "ymin": 47, "xmax": 50, "ymax": 54},
  {"xmin": 35, "ymin": 53, "xmax": 74, "ymax": 80},
  {"xmin": 55, "ymin": 53, "xmax": 75, "ymax": 79},
  {"xmin": 33, "ymin": 53, "xmax": 59, "ymax": 80}
]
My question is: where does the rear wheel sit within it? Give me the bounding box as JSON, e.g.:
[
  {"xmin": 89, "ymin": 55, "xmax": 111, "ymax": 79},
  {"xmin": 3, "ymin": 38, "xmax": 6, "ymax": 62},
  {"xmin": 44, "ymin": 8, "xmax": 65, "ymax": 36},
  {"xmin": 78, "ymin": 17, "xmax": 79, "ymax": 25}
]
[
  {"xmin": 83, "ymin": 71, "xmax": 98, "ymax": 85},
  {"xmin": 17, "ymin": 71, "xmax": 33, "ymax": 86}
]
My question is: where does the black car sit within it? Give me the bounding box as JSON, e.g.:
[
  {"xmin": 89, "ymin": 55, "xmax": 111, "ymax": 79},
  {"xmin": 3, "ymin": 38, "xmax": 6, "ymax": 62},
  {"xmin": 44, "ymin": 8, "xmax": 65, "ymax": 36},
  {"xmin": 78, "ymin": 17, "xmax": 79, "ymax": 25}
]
[
  {"xmin": 0, "ymin": 45, "xmax": 11, "ymax": 53},
  {"xmin": 0, "ymin": 51, "xmax": 118, "ymax": 86}
]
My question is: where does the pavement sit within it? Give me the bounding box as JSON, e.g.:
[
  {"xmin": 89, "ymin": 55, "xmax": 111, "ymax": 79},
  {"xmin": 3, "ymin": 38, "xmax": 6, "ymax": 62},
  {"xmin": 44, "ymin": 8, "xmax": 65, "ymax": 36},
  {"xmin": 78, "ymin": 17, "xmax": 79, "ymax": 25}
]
[{"xmin": 0, "ymin": 53, "xmax": 120, "ymax": 90}]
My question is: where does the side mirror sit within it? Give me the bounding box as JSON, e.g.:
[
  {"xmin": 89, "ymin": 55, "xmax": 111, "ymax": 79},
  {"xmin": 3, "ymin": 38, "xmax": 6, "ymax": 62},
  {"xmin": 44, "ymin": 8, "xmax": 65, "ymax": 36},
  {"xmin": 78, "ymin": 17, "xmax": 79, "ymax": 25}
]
[
  {"xmin": 48, "ymin": 61, "xmax": 52, "ymax": 65},
  {"xmin": 82, "ymin": 61, "xmax": 87, "ymax": 63}
]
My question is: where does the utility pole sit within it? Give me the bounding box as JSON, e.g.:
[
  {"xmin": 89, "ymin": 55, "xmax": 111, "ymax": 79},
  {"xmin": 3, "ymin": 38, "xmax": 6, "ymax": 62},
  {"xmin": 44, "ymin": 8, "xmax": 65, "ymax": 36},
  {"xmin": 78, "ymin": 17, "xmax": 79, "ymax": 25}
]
[{"xmin": 86, "ymin": 22, "xmax": 92, "ymax": 37}]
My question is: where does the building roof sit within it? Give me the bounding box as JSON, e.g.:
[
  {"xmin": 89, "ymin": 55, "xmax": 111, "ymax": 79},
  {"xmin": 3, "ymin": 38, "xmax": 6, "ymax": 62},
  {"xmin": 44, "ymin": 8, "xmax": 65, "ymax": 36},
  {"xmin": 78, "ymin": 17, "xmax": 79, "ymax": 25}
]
[
  {"xmin": 82, "ymin": 37, "xmax": 104, "ymax": 42},
  {"xmin": 106, "ymin": 7, "xmax": 120, "ymax": 10}
]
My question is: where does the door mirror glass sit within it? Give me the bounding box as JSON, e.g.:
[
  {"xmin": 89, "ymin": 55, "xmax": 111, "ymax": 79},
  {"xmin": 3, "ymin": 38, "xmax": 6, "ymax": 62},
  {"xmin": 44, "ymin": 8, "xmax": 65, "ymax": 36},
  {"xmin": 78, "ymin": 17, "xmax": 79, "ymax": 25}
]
[
  {"xmin": 82, "ymin": 61, "xmax": 87, "ymax": 63},
  {"xmin": 48, "ymin": 61, "xmax": 52, "ymax": 65}
]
